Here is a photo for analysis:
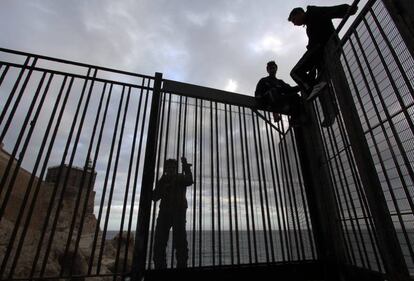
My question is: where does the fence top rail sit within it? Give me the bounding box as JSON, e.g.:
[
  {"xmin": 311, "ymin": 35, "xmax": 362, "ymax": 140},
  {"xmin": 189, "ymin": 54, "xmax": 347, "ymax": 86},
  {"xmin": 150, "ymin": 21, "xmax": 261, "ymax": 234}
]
[
  {"xmin": 0, "ymin": 47, "xmax": 268, "ymax": 111},
  {"xmin": 162, "ymin": 79, "xmax": 262, "ymax": 109},
  {"xmin": 0, "ymin": 47, "xmax": 155, "ymax": 80},
  {"xmin": 0, "ymin": 61, "xmax": 155, "ymax": 90}
]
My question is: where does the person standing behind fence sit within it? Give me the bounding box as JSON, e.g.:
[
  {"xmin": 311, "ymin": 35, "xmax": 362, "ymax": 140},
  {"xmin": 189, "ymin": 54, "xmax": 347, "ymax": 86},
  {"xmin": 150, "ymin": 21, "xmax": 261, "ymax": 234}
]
[
  {"xmin": 152, "ymin": 157, "xmax": 193, "ymax": 269},
  {"xmin": 288, "ymin": 3, "xmax": 358, "ymax": 101}
]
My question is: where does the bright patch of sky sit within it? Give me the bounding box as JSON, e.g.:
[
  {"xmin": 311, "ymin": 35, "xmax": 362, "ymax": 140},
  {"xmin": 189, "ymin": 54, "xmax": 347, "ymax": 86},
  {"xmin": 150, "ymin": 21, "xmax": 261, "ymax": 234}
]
[
  {"xmin": 252, "ymin": 34, "xmax": 284, "ymax": 54},
  {"xmin": 225, "ymin": 79, "xmax": 238, "ymax": 92}
]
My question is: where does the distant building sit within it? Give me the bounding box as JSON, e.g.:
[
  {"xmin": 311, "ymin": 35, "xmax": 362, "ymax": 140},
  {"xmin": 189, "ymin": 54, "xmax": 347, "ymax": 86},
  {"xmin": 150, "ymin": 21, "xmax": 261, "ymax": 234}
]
[
  {"xmin": 0, "ymin": 143, "xmax": 97, "ymax": 232},
  {"xmin": 45, "ymin": 164, "xmax": 96, "ymax": 189},
  {"xmin": 42, "ymin": 164, "xmax": 98, "ymax": 232}
]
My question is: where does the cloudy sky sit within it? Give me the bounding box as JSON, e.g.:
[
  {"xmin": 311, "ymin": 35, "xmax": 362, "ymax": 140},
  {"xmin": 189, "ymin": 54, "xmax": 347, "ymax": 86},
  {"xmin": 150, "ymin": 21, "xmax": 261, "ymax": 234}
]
[
  {"xmin": 0, "ymin": 0, "xmax": 365, "ymax": 233},
  {"xmin": 0, "ymin": 0, "xmax": 363, "ymax": 96}
]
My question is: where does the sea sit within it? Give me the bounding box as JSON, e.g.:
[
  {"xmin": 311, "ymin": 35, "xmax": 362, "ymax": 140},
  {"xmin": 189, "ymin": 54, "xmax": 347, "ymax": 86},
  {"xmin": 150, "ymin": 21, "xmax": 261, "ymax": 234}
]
[{"xmin": 106, "ymin": 229, "xmax": 414, "ymax": 274}]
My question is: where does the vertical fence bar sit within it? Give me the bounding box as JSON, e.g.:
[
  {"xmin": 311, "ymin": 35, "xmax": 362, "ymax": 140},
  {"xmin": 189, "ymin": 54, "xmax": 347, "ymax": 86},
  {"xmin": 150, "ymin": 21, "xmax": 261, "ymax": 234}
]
[
  {"xmin": 285, "ymin": 131, "xmax": 305, "ymax": 261},
  {"xmin": 210, "ymin": 101, "xmax": 215, "ymax": 266},
  {"xmin": 215, "ymin": 102, "xmax": 222, "ymax": 266},
  {"xmin": 0, "ymin": 65, "xmax": 9, "ymax": 89},
  {"xmin": 131, "ymin": 72, "xmax": 162, "ymax": 281},
  {"xmin": 224, "ymin": 104, "xmax": 234, "ymax": 264},
  {"xmin": 279, "ymin": 124, "xmax": 294, "ymax": 261},
  {"xmin": 255, "ymin": 113, "xmax": 274, "ymax": 262},
  {"xmin": 147, "ymin": 90, "xmax": 166, "ymax": 271},
  {"xmin": 267, "ymin": 115, "xmax": 286, "ymax": 262},
  {"xmin": 251, "ymin": 110, "xmax": 269, "ymax": 263},
  {"xmin": 239, "ymin": 107, "xmax": 252, "ymax": 264},
  {"xmin": 191, "ymin": 98, "xmax": 198, "ymax": 267},
  {"xmin": 229, "ymin": 106, "xmax": 241, "ymax": 264},
  {"xmin": 198, "ymin": 100, "xmax": 203, "ymax": 267},
  {"xmin": 281, "ymin": 132, "xmax": 301, "ymax": 261}
]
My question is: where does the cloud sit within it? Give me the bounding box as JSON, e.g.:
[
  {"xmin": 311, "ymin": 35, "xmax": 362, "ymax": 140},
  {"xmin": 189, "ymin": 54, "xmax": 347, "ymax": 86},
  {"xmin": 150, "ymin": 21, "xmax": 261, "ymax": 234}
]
[
  {"xmin": 252, "ymin": 34, "xmax": 284, "ymax": 54},
  {"xmin": 0, "ymin": 0, "xmax": 367, "ymax": 232}
]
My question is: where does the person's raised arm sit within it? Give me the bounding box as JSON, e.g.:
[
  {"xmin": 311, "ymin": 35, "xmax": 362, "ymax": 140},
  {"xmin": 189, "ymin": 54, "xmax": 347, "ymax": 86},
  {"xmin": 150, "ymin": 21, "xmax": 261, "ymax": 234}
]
[
  {"xmin": 314, "ymin": 4, "xmax": 357, "ymax": 19},
  {"xmin": 181, "ymin": 157, "xmax": 194, "ymax": 186}
]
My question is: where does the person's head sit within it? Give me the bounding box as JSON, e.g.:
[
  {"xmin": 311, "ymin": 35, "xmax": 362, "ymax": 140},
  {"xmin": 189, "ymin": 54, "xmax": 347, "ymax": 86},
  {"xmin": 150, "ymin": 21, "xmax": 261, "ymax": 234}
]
[
  {"xmin": 164, "ymin": 159, "xmax": 178, "ymax": 175},
  {"xmin": 266, "ymin": 61, "xmax": 278, "ymax": 76},
  {"xmin": 288, "ymin": 7, "xmax": 306, "ymax": 26}
]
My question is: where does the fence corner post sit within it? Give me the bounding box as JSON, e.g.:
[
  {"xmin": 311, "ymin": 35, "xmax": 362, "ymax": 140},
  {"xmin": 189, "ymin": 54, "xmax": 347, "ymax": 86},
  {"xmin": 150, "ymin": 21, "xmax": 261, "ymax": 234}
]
[{"xmin": 131, "ymin": 72, "xmax": 163, "ymax": 281}]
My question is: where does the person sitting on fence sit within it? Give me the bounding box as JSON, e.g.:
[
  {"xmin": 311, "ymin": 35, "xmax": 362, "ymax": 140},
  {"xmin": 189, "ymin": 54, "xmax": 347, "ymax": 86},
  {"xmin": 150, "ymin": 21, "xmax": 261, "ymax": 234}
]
[
  {"xmin": 288, "ymin": 3, "xmax": 358, "ymax": 101},
  {"xmin": 152, "ymin": 157, "xmax": 193, "ymax": 269},
  {"xmin": 255, "ymin": 60, "xmax": 303, "ymax": 125}
]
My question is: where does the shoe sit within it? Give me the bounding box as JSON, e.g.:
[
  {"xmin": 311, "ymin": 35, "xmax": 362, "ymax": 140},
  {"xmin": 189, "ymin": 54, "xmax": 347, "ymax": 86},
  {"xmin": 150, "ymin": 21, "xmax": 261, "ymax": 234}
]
[{"xmin": 306, "ymin": 81, "xmax": 327, "ymax": 102}]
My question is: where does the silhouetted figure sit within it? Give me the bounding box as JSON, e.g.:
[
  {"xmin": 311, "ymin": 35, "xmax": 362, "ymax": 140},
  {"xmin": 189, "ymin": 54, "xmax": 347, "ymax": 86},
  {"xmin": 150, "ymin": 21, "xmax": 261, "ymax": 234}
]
[
  {"xmin": 152, "ymin": 157, "xmax": 193, "ymax": 269},
  {"xmin": 255, "ymin": 61, "xmax": 303, "ymax": 126},
  {"xmin": 288, "ymin": 4, "xmax": 358, "ymax": 101}
]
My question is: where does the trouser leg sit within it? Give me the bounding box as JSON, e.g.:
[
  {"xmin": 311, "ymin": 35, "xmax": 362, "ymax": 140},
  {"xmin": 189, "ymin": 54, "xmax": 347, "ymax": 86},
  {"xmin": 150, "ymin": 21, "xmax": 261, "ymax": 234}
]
[
  {"xmin": 290, "ymin": 46, "xmax": 323, "ymax": 93},
  {"xmin": 319, "ymin": 81, "xmax": 338, "ymax": 127},
  {"xmin": 288, "ymin": 94, "xmax": 303, "ymax": 117},
  {"xmin": 271, "ymin": 94, "xmax": 302, "ymax": 117},
  {"xmin": 153, "ymin": 214, "xmax": 171, "ymax": 269},
  {"xmin": 173, "ymin": 210, "xmax": 188, "ymax": 268}
]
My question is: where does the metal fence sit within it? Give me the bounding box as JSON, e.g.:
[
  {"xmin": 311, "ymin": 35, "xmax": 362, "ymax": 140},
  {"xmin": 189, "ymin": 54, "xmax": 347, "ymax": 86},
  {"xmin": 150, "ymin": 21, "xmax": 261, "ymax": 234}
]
[
  {"xmin": 313, "ymin": 0, "xmax": 414, "ymax": 278},
  {"xmin": 0, "ymin": 48, "xmax": 154, "ymax": 280},
  {"xmin": 0, "ymin": 48, "xmax": 316, "ymax": 280},
  {"xmin": 1, "ymin": 0, "xmax": 414, "ymax": 280}
]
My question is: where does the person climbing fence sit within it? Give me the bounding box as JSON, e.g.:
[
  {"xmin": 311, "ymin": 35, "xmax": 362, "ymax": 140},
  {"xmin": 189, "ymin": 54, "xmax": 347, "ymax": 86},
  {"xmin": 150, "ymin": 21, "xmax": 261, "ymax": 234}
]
[
  {"xmin": 288, "ymin": 3, "xmax": 358, "ymax": 101},
  {"xmin": 287, "ymin": 3, "xmax": 358, "ymax": 127}
]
